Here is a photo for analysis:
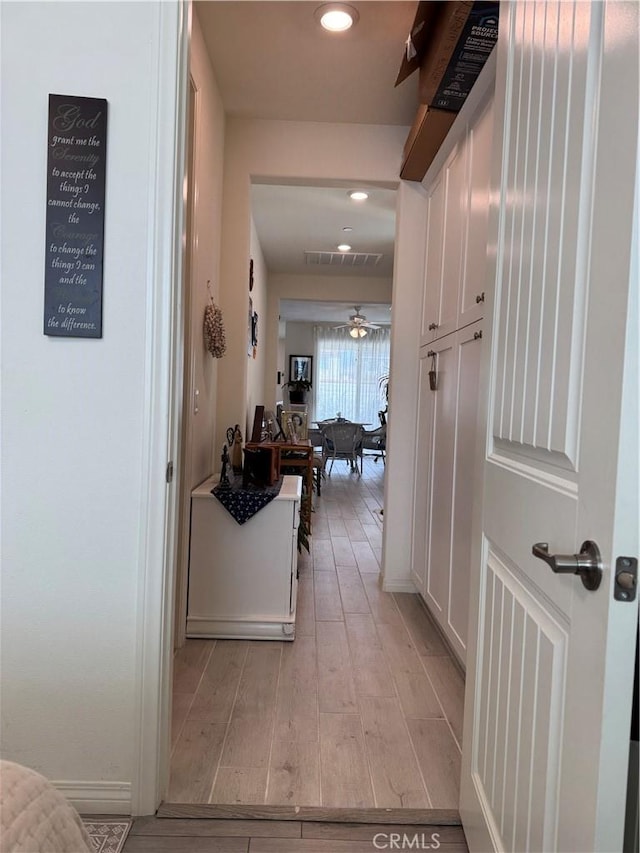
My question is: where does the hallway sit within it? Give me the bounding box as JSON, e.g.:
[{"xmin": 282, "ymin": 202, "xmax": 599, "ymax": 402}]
[{"xmin": 168, "ymin": 458, "xmax": 464, "ymax": 809}]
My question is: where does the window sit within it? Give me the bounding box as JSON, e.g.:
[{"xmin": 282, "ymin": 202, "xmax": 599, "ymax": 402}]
[{"xmin": 313, "ymin": 326, "xmax": 390, "ymax": 424}]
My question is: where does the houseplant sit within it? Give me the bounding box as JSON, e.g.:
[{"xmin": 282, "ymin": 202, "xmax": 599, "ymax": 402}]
[{"xmin": 284, "ymin": 377, "xmax": 312, "ymax": 404}]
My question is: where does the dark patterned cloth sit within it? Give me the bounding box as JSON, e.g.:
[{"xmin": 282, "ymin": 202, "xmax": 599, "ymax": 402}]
[{"xmin": 212, "ymin": 475, "xmax": 282, "ymax": 525}]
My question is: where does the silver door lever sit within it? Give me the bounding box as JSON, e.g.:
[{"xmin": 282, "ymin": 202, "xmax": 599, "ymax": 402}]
[{"xmin": 532, "ymin": 540, "xmax": 602, "ymax": 591}]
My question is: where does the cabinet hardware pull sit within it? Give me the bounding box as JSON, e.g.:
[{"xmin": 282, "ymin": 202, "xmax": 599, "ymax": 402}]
[
  {"xmin": 427, "ymin": 350, "xmax": 438, "ymax": 391},
  {"xmin": 476, "ymin": 292, "xmax": 485, "ymax": 304},
  {"xmin": 428, "ymin": 322, "xmax": 438, "ymax": 330},
  {"xmin": 474, "ymin": 330, "xmax": 483, "ymax": 340}
]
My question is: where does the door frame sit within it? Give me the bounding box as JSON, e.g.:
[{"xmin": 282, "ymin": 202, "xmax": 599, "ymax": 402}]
[{"xmin": 131, "ymin": 0, "xmax": 190, "ymax": 816}]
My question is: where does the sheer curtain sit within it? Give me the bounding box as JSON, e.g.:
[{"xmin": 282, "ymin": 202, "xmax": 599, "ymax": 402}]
[{"xmin": 313, "ymin": 326, "xmax": 390, "ymax": 424}]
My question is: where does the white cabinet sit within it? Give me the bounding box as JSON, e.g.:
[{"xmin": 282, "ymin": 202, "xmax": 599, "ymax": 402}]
[
  {"xmin": 421, "ymin": 97, "xmax": 493, "ymax": 346},
  {"xmin": 413, "ymin": 323, "xmax": 483, "ymax": 663},
  {"xmin": 186, "ymin": 474, "xmax": 301, "ymax": 641},
  {"xmin": 458, "ymin": 99, "xmax": 493, "ymax": 329},
  {"xmin": 412, "ymin": 90, "xmax": 494, "ymax": 668}
]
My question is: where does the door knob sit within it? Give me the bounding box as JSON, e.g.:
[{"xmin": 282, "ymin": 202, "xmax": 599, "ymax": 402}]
[{"xmin": 531, "ymin": 540, "xmax": 602, "ymax": 591}]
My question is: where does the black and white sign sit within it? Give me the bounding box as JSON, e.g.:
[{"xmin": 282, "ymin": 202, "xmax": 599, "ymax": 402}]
[{"xmin": 44, "ymin": 94, "xmax": 107, "ymax": 337}]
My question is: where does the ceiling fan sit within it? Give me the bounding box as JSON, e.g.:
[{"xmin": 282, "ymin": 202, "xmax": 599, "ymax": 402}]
[{"xmin": 333, "ymin": 306, "xmax": 380, "ymax": 338}]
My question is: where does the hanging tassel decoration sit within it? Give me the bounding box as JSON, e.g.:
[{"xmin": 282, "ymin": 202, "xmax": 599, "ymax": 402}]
[{"xmin": 204, "ymin": 281, "xmax": 226, "ymax": 358}]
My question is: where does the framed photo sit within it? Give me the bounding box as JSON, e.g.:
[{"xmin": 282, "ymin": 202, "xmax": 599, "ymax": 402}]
[
  {"xmin": 289, "ymin": 354, "xmax": 312, "ymax": 384},
  {"xmin": 250, "ymin": 405, "xmax": 265, "ymax": 443},
  {"xmin": 282, "ymin": 410, "xmax": 308, "ymax": 442}
]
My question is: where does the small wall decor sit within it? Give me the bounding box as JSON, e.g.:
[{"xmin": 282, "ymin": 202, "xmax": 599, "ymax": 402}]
[
  {"xmin": 289, "ymin": 354, "xmax": 313, "ymax": 385},
  {"xmin": 249, "ymin": 258, "xmax": 254, "ymax": 292},
  {"xmin": 44, "ymin": 93, "xmax": 107, "ymax": 338},
  {"xmin": 204, "ymin": 281, "xmax": 226, "ymax": 358}
]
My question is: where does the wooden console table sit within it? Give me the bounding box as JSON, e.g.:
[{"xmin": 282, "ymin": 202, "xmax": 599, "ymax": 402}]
[{"xmin": 246, "ymin": 440, "xmax": 313, "ymax": 532}]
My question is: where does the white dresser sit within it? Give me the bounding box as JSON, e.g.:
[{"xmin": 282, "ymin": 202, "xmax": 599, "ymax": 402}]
[{"xmin": 186, "ymin": 474, "xmax": 301, "ymax": 641}]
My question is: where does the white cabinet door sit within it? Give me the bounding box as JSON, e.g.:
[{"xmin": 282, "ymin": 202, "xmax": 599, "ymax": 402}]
[
  {"xmin": 411, "ymin": 349, "xmax": 436, "ymax": 593},
  {"xmin": 438, "ymin": 140, "xmax": 469, "ymax": 341},
  {"xmin": 458, "ymin": 99, "xmax": 494, "ymax": 329},
  {"xmin": 448, "ymin": 321, "xmax": 483, "ymax": 663},
  {"xmin": 424, "ymin": 333, "xmax": 457, "ymax": 618},
  {"xmin": 421, "ymin": 175, "xmax": 445, "ymax": 346},
  {"xmin": 415, "ymin": 323, "xmax": 483, "ymax": 662}
]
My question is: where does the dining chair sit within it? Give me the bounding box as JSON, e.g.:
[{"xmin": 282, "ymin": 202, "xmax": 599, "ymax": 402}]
[
  {"xmin": 321, "ymin": 422, "xmax": 364, "ymax": 476},
  {"xmin": 361, "ymin": 422, "xmax": 386, "ymax": 465}
]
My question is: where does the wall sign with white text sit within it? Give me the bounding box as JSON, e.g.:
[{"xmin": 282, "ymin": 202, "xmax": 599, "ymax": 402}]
[{"xmin": 44, "ymin": 94, "xmax": 107, "ymax": 338}]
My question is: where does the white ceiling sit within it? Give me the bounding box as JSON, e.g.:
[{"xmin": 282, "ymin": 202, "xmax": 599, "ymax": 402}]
[
  {"xmin": 195, "ymin": 1, "xmax": 418, "ymax": 126},
  {"xmin": 195, "ymin": 0, "xmax": 416, "ymax": 317},
  {"xmin": 251, "ymin": 183, "xmax": 397, "ymax": 278}
]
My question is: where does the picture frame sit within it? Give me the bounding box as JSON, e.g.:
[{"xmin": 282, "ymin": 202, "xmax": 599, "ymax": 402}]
[
  {"xmin": 289, "ymin": 354, "xmax": 312, "ymax": 384},
  {"xmin": 250, "ymin": 405, "xmax": 265, "ymax": 443},
  {"xmin": 282, "ymin": 410, "xmax": 308, "ymax": 442}
]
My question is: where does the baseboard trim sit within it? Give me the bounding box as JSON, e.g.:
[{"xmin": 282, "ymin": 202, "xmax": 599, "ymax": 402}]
[
  {"xmin": 157, "ymin": 803, "xmax": 462, "ymax": 825},
  {"xmin": 186, "ymin": 617, "xmax": 295, "ymax": 641},
  {"xmin": 380, "ymin": 578, "xmax": 417, "ymax": 593},
  {"xmin": 52, "ymin": 780, "xmax": 132, "ymax": 815},
  {"xmin": 414, "ymin": 594, "xmax": 466, "ymax": 677}
]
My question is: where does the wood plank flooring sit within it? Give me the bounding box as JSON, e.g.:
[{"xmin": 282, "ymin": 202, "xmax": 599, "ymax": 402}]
[
  {"xmin": 123, "ymin": 815, "xmax": 468, "ymax": 852},
  {"xmin": 168, "ymin": 458, "xmax": 465, "ymax": 813}
]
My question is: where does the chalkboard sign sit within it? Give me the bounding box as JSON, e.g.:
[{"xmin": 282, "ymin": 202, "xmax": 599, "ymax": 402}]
[{"xmin": 44, "ymin": 94, "xmax": 107, "ymax": 337}]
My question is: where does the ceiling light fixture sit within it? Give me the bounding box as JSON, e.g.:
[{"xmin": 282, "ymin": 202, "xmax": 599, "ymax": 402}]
[
  {"xmin": 349, "ymin": 190, "xmax": 369, "ymax": 201},
  {"xmin": 342, "ymin": 226, "xmax": 353, "ymax": 232},
  {"xmin": 350, "ymin": 327, "xmax": 367, "ymax": 338},
  {"xmin": 315, "ymin": 3, "xmax": 358, "ymax": 32},
  {"xmin": 337, "ymin": 243, "xmax": 351, "ymax": 252}
]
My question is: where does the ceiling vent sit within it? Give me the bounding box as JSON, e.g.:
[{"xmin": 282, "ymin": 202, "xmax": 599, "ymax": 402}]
[{"xmin": 304, "ymin": 250, "xmax": 383, "ymax": 268}]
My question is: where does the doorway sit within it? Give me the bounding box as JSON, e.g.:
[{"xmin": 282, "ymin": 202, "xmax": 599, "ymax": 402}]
[{"xmin": 167, "ymin": 459, "xmax": 465, "ymax": 809}]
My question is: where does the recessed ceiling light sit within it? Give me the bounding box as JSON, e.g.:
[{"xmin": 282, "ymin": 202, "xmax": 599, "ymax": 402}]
[
  {"xmin": 349, "ymin": 191, "xmax": 369, "ymax": 201},
  {"xmin": 337, "ymin": 243, "xmax": 351, "ymax": 252},
  {"xmin": 342, "ymin": 226, "xmax": 353, "ymax": 232},
  {"xmin": 315, "ymin": 4, "xmax": 358, "ymax": 32}
]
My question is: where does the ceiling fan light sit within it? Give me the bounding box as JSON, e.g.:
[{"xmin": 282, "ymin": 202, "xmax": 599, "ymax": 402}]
[
  {"xmin": 316, "ymin": 4, "xmax": 358, "ymax": 32},
  {"xmin": 350, "ymin": 326, "xmax": 367, "ymax": 338}
]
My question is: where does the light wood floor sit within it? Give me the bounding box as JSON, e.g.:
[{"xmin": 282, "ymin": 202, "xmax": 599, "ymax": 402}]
[{"xmin": 168, "ymin": 457, "xmax": 465, "ymax": 812}]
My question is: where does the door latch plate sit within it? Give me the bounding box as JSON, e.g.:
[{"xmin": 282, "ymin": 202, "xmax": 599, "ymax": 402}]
[{"xmin": 614, "ymin": 556, "xmax": 637, "ymax": 602}]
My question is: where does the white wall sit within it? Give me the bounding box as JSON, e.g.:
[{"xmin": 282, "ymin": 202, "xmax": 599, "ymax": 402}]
[
  {"xmin": 283, "ymin": 322, "xmax": 315, "ymax": 409},
  {"xmin": 381, "ymin": 182, "xmax": 429, "ymax": 592},
  {"xmin": 245, "ymin": 218, "xmax": 268, "ymax": 438},
  {"xmin": 188, "ymin": 8, "xmax": 225, "ymax": 485},
  {"xmin": 174, "ymin": 7, "xmax": 226, "ymax": 650},
  {"xmin": 0, "ymin": 0, "xmax": 181, "ymax": 812}
]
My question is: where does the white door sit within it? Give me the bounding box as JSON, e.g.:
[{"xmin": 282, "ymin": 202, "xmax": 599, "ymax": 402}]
[{"xmin": 461, "ymin": 3, "xmax": 639, "ymax": 852}]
